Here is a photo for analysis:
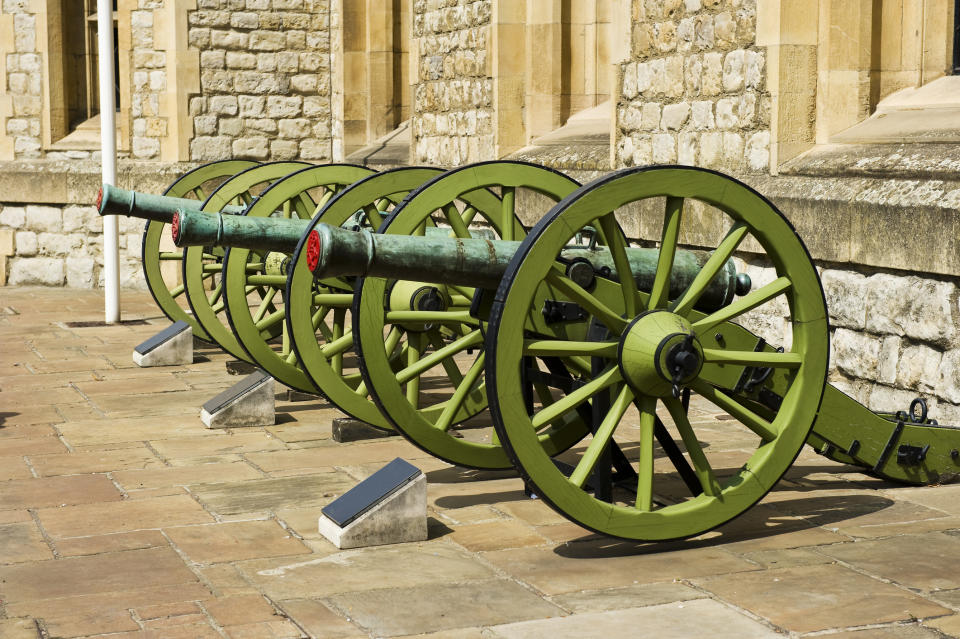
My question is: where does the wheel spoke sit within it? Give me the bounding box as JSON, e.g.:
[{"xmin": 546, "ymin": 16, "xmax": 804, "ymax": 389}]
[
  {"xmin": 321, "ymin": 330, "xmax": 354, "ymax": 359},
  {"xmin": 545, "ymin": 268, "xmax": 628, "ymax": 334},
  {"xmin": 363, "ymin": 203, "xmax": 384, "ymax": 228},
  {"xmin": 648, "ymin": 196, "xmax": 683, "ymax": 310},
  {"xmin": 501, "ymin": 186, "xmax": 516, "ymax": 241},
  {"xmin": 689, "ymin": 380, "xmax": 777, "ymax": 441},
  {"xmin": 312, "ymin": 293, "xmax": 354, "ymax": 307},
  {"xmin": 252, "ymin": 287, "xmax": 279, "ymax": 323},
  {"xmin": 169, "ymin": 283, "xmax": 185, "ymax": 298},
  {"xmin": 662, "ymin": 397, "xmax": 720, "ymax": 497},
  {"xmin": 427, "ymin": 331, "xmax": 465, "ymax": 387},
  {"xmin": 159, "ymin": 251, "xmax": 183, "ymax": 260},
  {"xmin": 569, "ymin": 384, "xmax": 635, "ymax": 488},
  {"xmin": 530, "ymin": 365, "xmax": 622, "ymax": 430},
  {"xmin": 442, "ymin": 203, "xmax": 472, "ymax": 238},
  {"xmin": 434, "ymin": 352, "xmax": 485, "ymax": 432},
  {"xmin": 671, "ymin": 222, "xmax": 749, "ymax": 317},
  {"xmin": 635, "ymin": 395, "xmax": 657, "ymax": 512},
  {"xmin": 330, "ymin": 308, "xmax": 346, "ymax": 374},
  {"xmin": 701, "ymin": 348, "xmax": 801, "ymax": 369},
  {"xmin": 395, "ymin": 330, "xmax": 482, "ymax": 385},
  {"xmin": 597, "ymin": 213, "xmax": 639, "ymax": 317},
  {"xmin": 255, "ymin": 307, "xmax": 285, "ymax": 332},
  {"xmin": 523, "ymin": 339, "xmax": 618, "ymax": 358},
  {"xmin": 405, "ymin": 332, "xmax": 425, "ymax": 405},
  {"xmin": 692, "ymin": 276, "xmax": 792, "ymax": 335},
  {"xmin": 206, "ymin": 280, "xmax": 223, "ymax": 305},
  {"xmin": 311, "ymin": 305, "xmax": 334, "ymax": 341},
  {"xmin": 385, "ymin": 310, "xmax": 479, "ymax": 325},
  {"xmin": 461, "ymin": 205, "xmax": 479, "ymax": 227}
]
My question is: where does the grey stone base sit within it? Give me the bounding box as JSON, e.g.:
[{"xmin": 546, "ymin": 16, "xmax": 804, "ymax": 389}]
[
  {"xmin": 133, "ymin": 321, "xmax": 193, "ymax": 367},
  {"xmin": 200, "ymin": 371, "xmax": 275, "ymax": 429},
  {"xmin": 332, "ymin": 417, "xmax": 397, "ymax": 443},
  {"xmin": 284, "ymin": 389, "xmax": 322, "ymax": 402},
  {"xmin": 318, "ymin": 473, "xmax": 427, "ymax": 549}
]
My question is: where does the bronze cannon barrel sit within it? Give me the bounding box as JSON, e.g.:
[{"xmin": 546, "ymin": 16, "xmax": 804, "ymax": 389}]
[
  {"xmin": 96, "ymin": 184, "xmax": 244, "ymax": 223},
  {"xmin": 306, "ymin": 224, "xmax": 751, "ymax": 311},
  {"xmin": 171, "ymin": 209, "xmax": 313, "ymax": 253}
]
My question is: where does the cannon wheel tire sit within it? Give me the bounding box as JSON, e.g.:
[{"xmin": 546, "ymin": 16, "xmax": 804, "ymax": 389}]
[
  {"xmin": 487, "ymin": 166, "xmax": 829, "ymax": 540},
  {"xmin": 142, "ymin": 160, "xmax": 259, "ymax": 340}
]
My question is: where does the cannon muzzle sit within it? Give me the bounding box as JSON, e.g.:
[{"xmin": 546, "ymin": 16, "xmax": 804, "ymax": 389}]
[
  {"xmin": 97, "ymin": 184, "xmax": 244, "ymax": 223},
  {"xmin": 172, "ymin": 209, "xmax": 312, "ymax": 253},
  {"xmin": 306, "ymin": 224, "xmax": 751, "ymax": 311}
]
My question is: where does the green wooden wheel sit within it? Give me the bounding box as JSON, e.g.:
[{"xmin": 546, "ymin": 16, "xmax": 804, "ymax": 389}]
[
  {"xmin": 285, "ymin": 167, "xmax": 446, "ymax": 427},
  {"xmin": 354, "ymin": 161, "xmax": 587, "ymax": 469},
  {"xmin": 486, "ymin": 166, "xmax": 829, "ymax": 540},
  {"xmin": 142, "ymin": 160, "xmax": 258, "ymax": 340},
  {"xmin": 182, "ymin": 161, "xmax": 313, "ymax": 361},
  {"xmin": 222, "ymin": 164, "xmax": 377, "ymax": 392}
]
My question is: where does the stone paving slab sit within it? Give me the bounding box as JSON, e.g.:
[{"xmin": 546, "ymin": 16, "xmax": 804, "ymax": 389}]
[{"xmin": 3, "ymin": 288, "xmax": 960, "ymax": 638}]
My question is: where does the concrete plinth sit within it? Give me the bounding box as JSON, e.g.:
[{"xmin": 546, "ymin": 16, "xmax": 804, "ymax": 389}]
[
  {"xmin": 332, "ymin": 417, "xmax": 397, "ymax": 442},
  {"xmin": 200, "ymin": 370, "xmax": 275, "ymax": 429},
  {"xmin": 133, "ymin": 321, "xmax": 193, "ymax": 367},
  {"xmin": 318, "ymin": 473, "xmax": 427, "ymax": 550}
]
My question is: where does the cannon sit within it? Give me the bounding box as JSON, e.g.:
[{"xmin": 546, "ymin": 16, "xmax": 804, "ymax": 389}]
[{"xmin": 298, "ymin": 162, "xmax": 960, "ymax": 542}]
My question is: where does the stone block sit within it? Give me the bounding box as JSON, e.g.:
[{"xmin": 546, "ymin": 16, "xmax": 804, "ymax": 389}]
[
  {"xmin": 878, "ymin": 336, "xmax": 900, "ymax": 385},
  {"xmin": 939, "ymin": 350, "xmax": 960, "ymax": 404},
  {"xmin": 133, "ymin": 321, "xmax": 194, "ymax": 367},
  {"xmin": 266, "ymin": 96, "xmax": 302, "ymax": 118},
  {"xmin": 722, "ymin": 50, "xmax": 745, "ymax": 92},
  {"xmin": 318, "ymin": 470, "xmax": 427, "ymax": 550},
  {"xmin": 200, "ymin": 371, "xmax": 275, "ymax": 428},
  {"xmin": 832, "ymin": 328, "xmax": 881, "ymax": 381},
  {"xmin": 701, "ymin": 52, "xmax": 722, "ymax": 95},
  {"xmin": 14, "ymin": 231, "xmax": 36, "ymax": 256},
  {"xmin": 238, "ymin": 95, "xmax": 266, "ymax": 117},
  {"xmin": 66, "ymin": 257, "xmax": 95, "ymax": 289},
  {"xmin": 821, "ymin": 269, "xmax": 867, "ymax": 329},
  {"xmin": 24, "ymin": 205, "xmax": 61, "ymax": 232},
  {"xmin": 661, "ymin": 102, "xmax": 690, "ymax": 130},
  {"xmin": 865, "ymin": 274, "xmax": 955, "ymax": 346},
  {"xmin": 232, "ymin": 137, "xmax": 269, "ymax": 159},
  {"xmin": 897, "ymin": 344, "xmax": 942, "ymax": 392},
  {"xmin": 8, "ymin": 257, "xmax": 64, "ymax": 285},
  {"xmin": 332, "ymin": 417, "xmax": 398, "ymax": 443}
]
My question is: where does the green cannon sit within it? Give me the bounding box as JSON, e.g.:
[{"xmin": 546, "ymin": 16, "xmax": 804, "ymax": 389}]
[
  {"xmin": 97, "ymin": 183, "xmax": 245, "ymax": 223},
  {"xmin": 172, "ymin": 208, "xmax": 751, "ymax": 309}
]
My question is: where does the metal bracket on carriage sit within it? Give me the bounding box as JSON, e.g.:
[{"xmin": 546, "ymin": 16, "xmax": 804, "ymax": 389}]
[{"xmin": 541, "ymin": 299, "xmax": 587, "ymax": 324}]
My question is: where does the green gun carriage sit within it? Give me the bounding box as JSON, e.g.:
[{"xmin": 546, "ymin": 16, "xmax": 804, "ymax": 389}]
[{"xmin": 104, "ymin": 161, "xmax": 960, "ymax": 543}]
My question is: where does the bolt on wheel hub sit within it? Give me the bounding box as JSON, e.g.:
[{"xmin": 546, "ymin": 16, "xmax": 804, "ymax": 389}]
[{"xmin": 618, "ymin": 310, "xmax": 704, "ymax": 397}]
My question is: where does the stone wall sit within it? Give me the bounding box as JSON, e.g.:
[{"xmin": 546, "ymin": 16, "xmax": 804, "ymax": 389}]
[
  {"xmin": 129, "ymin": 1, "xmax": 168, "ymax": 160},
  {"xmin": 411, "ymin": 0, "xmax": 492, "ymax": 165},
  {"xmin": 188, "ymin": 0, "xmax": 334, "ymax": 162},
  {"xmin": 0, "ymin": 162, "xmax": 191, "ymax": 290},
  {"xmin": 614, "ymin": 0, "xmax": 769, "ymax": 173},
  {"xmin": 2, "ymin": 0, "xmax": 43, "ymax": 160}
]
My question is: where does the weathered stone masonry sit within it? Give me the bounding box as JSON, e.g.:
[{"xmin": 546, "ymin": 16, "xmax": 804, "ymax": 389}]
[
  {"xmin": 615, "ymin": 0, "xmax": 769, "ymax": 174},
  {"xmin": 188, "ymin": 0, "xmax": 334, "ymax": 162},
  {"xmin": 411, "ymin": 0, "xmax": 492, "ymax": 166}
]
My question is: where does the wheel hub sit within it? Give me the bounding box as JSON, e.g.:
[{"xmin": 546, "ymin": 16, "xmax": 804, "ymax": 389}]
[{"xmin": 618, "ymin": 310, "xmax": 703, "ymax": 397}]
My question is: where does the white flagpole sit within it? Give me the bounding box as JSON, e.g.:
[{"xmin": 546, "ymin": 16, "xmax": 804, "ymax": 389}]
[{"xmin": 98, "ymin": 0, "xmax": 120, "ymax": 323}]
